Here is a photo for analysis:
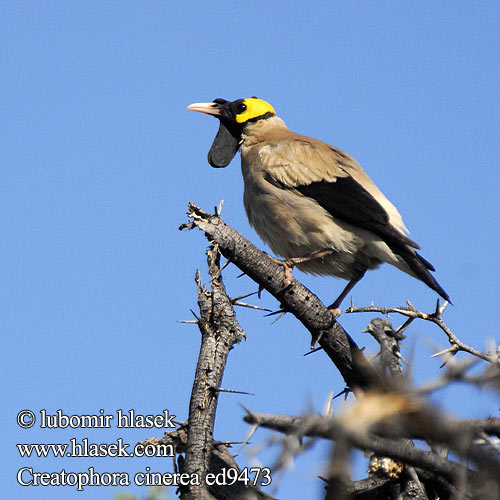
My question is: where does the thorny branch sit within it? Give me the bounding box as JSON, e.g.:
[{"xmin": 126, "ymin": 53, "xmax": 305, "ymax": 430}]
[
  {"xmin": 242, "ymin": 318, "xmax": 500, "ymax": 499},
  {"xmin": 142, "ymin": 423, "xmax": 275, "ymax": 500},
  {"xmin": 242, "ymin": 408, "xmax": 500, "ymax": 480},
  {"xmin": 360, "ymin": 319, "xmax": 431, "ymax": 500},
  {"xmin": 178, "ymin": 244, "xmax": 269, "ymax": 500},
  {"xmin": 175, "ymin": 202, "xmax": 500, "ymax": 499},
  {"xmin": 346, "ymin": 301, "xmax": 500, "ymax": 365},
  {"xmin": 242, "ymin": 374, "xmax": 500, "ymax": 500},
  {"xmin": 180, "ymin": 202, "xmax": 377, "ymax": 391}
]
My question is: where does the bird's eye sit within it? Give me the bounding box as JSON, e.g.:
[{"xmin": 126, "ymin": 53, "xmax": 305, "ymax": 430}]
[{"xmin": 237, "ymin": 103, "xmax": 247, "ymax": 113}]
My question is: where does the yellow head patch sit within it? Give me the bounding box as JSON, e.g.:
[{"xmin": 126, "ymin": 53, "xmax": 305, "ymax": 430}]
[{"xmin": 235, "ymin": 98, "xmax": 276, "ymax": 123}]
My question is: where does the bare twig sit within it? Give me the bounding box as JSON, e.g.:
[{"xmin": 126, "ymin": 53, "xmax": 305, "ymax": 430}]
[
  {"xmin": 415, "ymin": 357, "xmax": 500, "ymax": 395},
  {"xmin": 346, "ymin": 300, "xmax": 498, "ymax": 364}
]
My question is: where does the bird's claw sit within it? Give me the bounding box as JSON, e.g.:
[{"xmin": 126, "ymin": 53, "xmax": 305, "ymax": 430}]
[
  {"xmin": 269, "ymin": 256, "xmax": 295, "ymax": 286},
  {"xmin": 282, "ymin": 261, "xmax": 294, "ymax": 286}
]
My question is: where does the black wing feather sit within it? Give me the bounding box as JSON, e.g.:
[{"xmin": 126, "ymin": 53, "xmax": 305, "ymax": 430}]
[
  {"xmin": 265, "ymin": 174, "xmax": 451, "ymax": 302},
  {"xmin": 292, "ymin": 178, "xmax": 421, "ymax": 250}
]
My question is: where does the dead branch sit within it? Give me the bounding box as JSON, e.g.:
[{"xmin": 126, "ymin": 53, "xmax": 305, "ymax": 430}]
[
  {"xmin": 176, "ymin": 202, "xmax": 500, "ymax": 499},
  {"xmin": 242, "ymin": 409, "xmax": 500, "ymax": 499},
  {"xmin": 143, "ymin": 425, "xmax": 275, "ymax": 499},
  {"xmin": 346, "ymin": 301, "xmax": 499, "ymax": 365},
  {"xmin": 180, "ymin": 202, "xmax": 377, "ymax": 391},
  {"xmin": 363, "ymin": 318, "xmax": 405, "ymax": 378},
  {"xmin": 179, "ymin": 245, "xmax": 246, "ymax": 499}
]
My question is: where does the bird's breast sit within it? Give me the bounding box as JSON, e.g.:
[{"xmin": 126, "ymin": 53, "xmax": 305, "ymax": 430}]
[{"xmin": 240, "ymin": 152, "xmax": 380, "ymax": 279}]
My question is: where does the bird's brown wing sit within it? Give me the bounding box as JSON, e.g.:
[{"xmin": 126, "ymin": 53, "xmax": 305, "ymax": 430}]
[
  {"xmin": 257, "ymin": 130, "xmax": 449, "ymax": 302},
  {"xmin": 260, "ymin": 137, "xmax": 420, "ymax": 250}
]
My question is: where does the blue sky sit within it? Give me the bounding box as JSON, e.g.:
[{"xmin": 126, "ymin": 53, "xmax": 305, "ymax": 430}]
[{"xmin": 2, "ymin": 2, "xmax": 500, "ymax": 499}]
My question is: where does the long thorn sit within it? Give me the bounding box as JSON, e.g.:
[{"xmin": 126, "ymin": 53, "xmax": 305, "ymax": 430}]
[
  {"xmin": 304, "ymin": 346, "xmax": 323, "ymax": 356},
  {"xmin": 395, "ymin": 317, "xmax": 414, "ymax": 335},
  {"xmin": 264, "ymin": 309, "xmax": 286, "ymax": 317},
  {"xmin": 231, "ymin": 291, "xmax": 258, "ymax": 302},
  {"xmin": 311, "ymin": 330, "xmax": 324, "ymax": 348},
  {"xmin": 333, "ymin": 388, "xmax": 351, "ymax": 400},
  {"xmin": 271, "ymin": 311, "xmax": 287, "ymax": 324},
  {"xmin": 431, "ymin": 344, "xmax": 459, "ymax": 358},
  {"xmin": 214, "ymin": 199, "xmax": 224, "ymax": 216},
  {"xmin": 211, "ymin": 258, "xmax": 231, "ymax": 281},
  {"xmin": 233, "ymin": 301, "xmax": 271, "ymax": 312},
  {"xmin": 239, "ymin": 424, "xmax": 258, "ymax": 450},
  {"xmin": 211, "ymin": 387, "xmax": 255, "ymax": 396},
  {"xmin": 322, "ymin": 392, "xmax": 334, "ymax": 416},
  {"xmin": 213, "ymin": 440, "xmax": 245, "ymax": 447}
]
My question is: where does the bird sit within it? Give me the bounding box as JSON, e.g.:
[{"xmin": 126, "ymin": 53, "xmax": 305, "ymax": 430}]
[{"xmin": 186, "ymin": 97, "xmax": 450, "ymax": 311}]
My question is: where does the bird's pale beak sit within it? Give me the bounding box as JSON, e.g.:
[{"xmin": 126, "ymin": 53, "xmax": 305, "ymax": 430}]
[{"xmin": 186, "ymin": 102, "xmax": 221, "ymax": 116}]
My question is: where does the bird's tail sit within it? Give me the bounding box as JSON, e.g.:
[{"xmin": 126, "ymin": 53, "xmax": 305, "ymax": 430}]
[{"xmin": 397, "ymin": 248, "xmax": 451, "ymax": 304}]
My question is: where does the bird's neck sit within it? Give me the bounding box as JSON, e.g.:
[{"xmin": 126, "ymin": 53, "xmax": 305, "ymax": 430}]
[{"xmin": 241, "ymin": 116, "xmax": 288, "ymax": 147}]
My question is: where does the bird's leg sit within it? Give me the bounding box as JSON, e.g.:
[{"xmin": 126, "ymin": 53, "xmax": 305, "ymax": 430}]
[
  {"xmin": 328, "ymin": 272, "xmax": 366, "ymax": 311},
  {"xmin": 270, "ymin": 249, "xmax": 335, "ymax": 286}
]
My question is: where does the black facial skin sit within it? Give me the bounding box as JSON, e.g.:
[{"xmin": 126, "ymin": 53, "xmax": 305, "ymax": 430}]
[
  {"xmin": 207, "ymin": 98, "xmax": 245, "ymax": 168},
  {"xmin": 207, "ymin": 120, "xmax": 241, "ymax": 167}
]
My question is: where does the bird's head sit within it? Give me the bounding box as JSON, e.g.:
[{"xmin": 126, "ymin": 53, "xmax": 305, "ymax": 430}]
[{"xmin": 187, "ymin": 97, "xmax": 276, "ymax": 167}]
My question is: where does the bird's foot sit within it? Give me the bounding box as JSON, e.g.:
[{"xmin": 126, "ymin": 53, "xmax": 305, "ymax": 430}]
[
  {"xmin": 269, "ymin": 256, "xmax": 295, "ymax": 286},
  {"xmin": 269, "ymin": 249, "xmax": 334, "ymax": 286}
]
